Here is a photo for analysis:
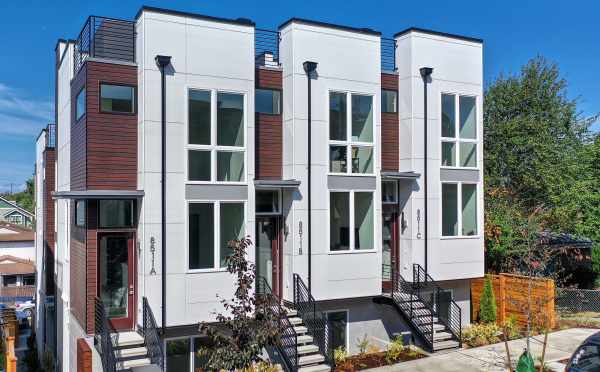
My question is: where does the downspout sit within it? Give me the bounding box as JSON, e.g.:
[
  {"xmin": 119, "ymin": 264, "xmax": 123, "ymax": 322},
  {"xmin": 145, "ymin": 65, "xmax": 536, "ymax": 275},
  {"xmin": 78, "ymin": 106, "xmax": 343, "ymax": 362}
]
[
  {"xmin": 419, "ymin": 67, "xmax": 433, "ymax": 274},
  {"xmin": 155, "ymin": 55, "xmax": 171, "ymax": 335},
  {"xmin": 302, "ymin": 61, "xmax": 318, "ymax": 295}
]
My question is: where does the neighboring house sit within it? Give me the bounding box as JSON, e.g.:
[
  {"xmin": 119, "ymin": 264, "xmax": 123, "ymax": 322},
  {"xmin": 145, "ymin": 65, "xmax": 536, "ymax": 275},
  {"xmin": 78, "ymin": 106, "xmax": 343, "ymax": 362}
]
[
  {"xmin": 36, "ymin": 7, "xmax": 484, "ymax": 372},
  {"xmin": 0, "ymin": 196, "xmax": 33, "ymax": 227},
  {"xmin": 0, "ymin": 222, "xmax": 35, "ymax": 261},
  {"xmin": 0, "ymin": 223, "xmax": 36, "ymax": 298}
]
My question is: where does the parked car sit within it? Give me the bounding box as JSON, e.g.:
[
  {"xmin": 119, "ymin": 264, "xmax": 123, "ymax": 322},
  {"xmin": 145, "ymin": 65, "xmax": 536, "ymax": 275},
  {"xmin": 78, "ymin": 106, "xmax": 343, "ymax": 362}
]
[
  {"xmin": 566, "ymin": 331, "xmax": 600, "ymax": 371},
  {"xmin": 15, "ymin": 300, "xmax": 34, "ymax": 318}
]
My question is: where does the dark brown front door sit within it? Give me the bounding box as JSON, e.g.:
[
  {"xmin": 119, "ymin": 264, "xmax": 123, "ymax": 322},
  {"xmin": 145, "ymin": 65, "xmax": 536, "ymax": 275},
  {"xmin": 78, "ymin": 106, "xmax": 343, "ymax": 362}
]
[
  {"xmin": 382, "ymin": 208, "xmax": 399, "ymax": 292},
  {"xmin": 256, "ymin": 217, "xmax": 282, "ymax": 298},
  {"xmin": 98, "ymin": 233, "xmax": 135, "ymax": 330}
]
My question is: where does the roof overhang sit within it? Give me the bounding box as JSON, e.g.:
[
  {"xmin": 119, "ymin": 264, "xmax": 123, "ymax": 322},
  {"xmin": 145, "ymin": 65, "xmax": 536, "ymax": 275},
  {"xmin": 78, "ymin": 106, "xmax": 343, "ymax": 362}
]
[
  {"xmin": 52, "ymin": 190, "xmax": 145, "ymax": 200},
  {"xmin": 254, "ymin": 179, "xmax": 301, "ymax": 189},
  {"xmin": 381, "ymin": 171, "xmax": 421, "ymax": 180}
]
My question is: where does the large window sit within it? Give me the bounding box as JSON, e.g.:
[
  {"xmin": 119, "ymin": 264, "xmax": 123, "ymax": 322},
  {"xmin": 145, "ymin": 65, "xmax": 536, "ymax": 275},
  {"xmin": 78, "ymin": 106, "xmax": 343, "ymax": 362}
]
[
  {"xmin": 256, "ymin": 89, "xmax": 281, "ymax": 115},
  {"xmin": 188, "ymin": 202, "xmax": 245, "ymax": 270},
  {"xmin": 98, "ymin": 200, "xmax": 134, "ymax": 228},
  {"xmin": 100, "ymin": 84, "xmax": 135, "ymax": 113},
  {"xmin": 442, "ymin": 183, "xmax": 478, "ymax": 237},
  {"xmin": 256, "ymin": 190, "xmax": 280, "ymax": 215},
  {"xmin": 188, "ymin": 89, "xmax": 246, "ymax": 182},
  {"xmin": 441, "ymin": 94, "xmax": 477, "ymax": 168},
  {"xmin": 76, "ymin": 87, "xmax": 86, "ymax": 120},
  {"xmin": 329, "ymin": 92, "xmax": 374, "ymax": 174},
  {"xmin": 330, "ymin": 191, "xmax": 374, "ymax": 251}
]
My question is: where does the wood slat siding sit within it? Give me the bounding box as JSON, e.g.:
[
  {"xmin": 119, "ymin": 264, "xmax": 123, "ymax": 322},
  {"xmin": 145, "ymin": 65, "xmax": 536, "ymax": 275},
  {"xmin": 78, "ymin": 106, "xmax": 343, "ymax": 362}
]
[
  {"xmin": 255, "ymin": 68, "xmax": 282, "ymax": 179},
  {"xmin": 71, "ymin": 65, "xmax": 87, "ymax": 191},
  {"xmin": 85, "ymin": 201, "xmax": 99, "ymax": 334},
  {"xmin": 471, "ymin": 274, "xmax": 556, "ymax": 329},
  {"xmin": 85, "ymin": 61, "xmax": 137, "ymax": 190},
  {"xmin": 381, "ymin": 73, "xmax": 399, "ymax": 172},
  {"xmin": 44, "ymin": 149, "xmax": 56, "ymax": 252},
  {"xmin": 70, "ymin": 225, "xmax": 87, "ymax": 331}
]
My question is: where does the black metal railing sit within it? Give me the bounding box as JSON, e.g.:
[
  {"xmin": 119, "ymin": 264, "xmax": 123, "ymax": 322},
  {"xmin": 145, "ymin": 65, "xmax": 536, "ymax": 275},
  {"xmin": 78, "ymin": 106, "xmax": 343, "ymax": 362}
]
[
  {"xmin": 46, "ymin": 124, "xmax": 56, "ymax": 148},
  {"xmin": 256, "ymin": 277, "xmax": 298, "ymax": 372},
  {"xmin": 94, "ymin": 297, "xmax": 117, "ymax": 372},
  {"xmin": 141, "ymin": 297, "xmax": 164, "ymax": 369},
  {"xmin": 413, "ymin": 264, "xmax": 462, "ymax": 346},
  {"xmin": 381, "ymin": 37, "xmax": 397, "ymax": 72},
  {"xmin": 293, "ymin": 274, "xmax": 334, "ymax": 366},
  {"xmin": 74, "ymin": 16, "xmax": 136, "ymax": 74},
  {"xmin": 391, "ymin": 271, "xmax": 434, "ymax": 350},
  {"xmin": 255, "ymin": 29, "xmax": 280, "ymax": 66}
]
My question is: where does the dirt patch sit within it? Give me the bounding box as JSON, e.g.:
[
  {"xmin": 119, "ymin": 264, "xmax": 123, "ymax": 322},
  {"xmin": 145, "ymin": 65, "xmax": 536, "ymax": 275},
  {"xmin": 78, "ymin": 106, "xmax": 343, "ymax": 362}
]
[{"xmin": 334, "ymin": 350, "xmax": 426, "ymax": 371}]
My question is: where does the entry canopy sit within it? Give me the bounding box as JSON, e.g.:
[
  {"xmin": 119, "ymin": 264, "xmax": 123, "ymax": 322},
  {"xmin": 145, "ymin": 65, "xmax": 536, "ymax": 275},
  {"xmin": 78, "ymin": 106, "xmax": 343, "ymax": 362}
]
[
  {"xmin": 254, "ymin": 179, "xmax": 301, "ymax": 189},
  {"xmin": 381, "ymin": 171, "xmax": 421, "ymax": 180},
  {"xmin": 52, "ymin": 190, "xmax": 145, "ymax": 200}
]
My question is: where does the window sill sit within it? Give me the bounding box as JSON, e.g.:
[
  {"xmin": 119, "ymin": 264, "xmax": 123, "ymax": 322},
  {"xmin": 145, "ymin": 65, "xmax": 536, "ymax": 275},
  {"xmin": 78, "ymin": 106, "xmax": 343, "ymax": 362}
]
[
  {"xmin": 440, "ymin": 235, "xmax": 481, "ymax": 240},
  {"xmin": 186, "ymin": 181, "xmax": 248, "ymax": 186},
  {"xmin": 328, "ymin": 173, "xmax": 376, "ymax": 177},
  {"xmin": 328, "ymin": 249, "xmax": 377, "ymax": 255},
  {"xmin": 440, "ymin": 166, "xmax": 479, "ymax": 171},
  {"xmin": 186, "ymin": 268, "xmax": 228, "ymax": 274}
]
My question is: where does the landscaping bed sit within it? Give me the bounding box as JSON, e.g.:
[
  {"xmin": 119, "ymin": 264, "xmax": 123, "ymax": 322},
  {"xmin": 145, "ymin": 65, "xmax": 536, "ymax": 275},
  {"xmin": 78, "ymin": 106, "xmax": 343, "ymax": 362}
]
[{"xmin": 334, "ymin": 346, "xmax": 426, "ymax": 371}]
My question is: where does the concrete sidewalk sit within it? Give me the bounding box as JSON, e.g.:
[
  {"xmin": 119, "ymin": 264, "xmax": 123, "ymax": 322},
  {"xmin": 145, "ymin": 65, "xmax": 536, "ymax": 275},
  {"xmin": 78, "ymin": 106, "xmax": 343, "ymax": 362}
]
[{"xmin": 370, "ymin": 328, "xmax": 598, "ymax": 371}]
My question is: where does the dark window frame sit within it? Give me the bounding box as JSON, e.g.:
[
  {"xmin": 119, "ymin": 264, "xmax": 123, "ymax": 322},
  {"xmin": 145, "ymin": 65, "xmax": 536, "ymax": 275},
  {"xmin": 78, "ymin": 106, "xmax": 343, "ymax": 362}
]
[
  {"xmin": 255, "ymin": 88, "xmax": 282, "ymax": 115},
  {"xmin": 97, "ymin": 199, "xmax": 136, "ymax": 229},
  {"xmin": 99, "ymin": 82, "xmax": 137, "ymax": 115},
  {"xmin": 75, "ymin": 200, "xmax": 86, "ymax": 227},
  {"xmin": 381, "ymin": 89, "xmax": 398, "ymax": 114},
  {"xmin": 76, "ymin": 87, "xmax": 86, "ymax": 121}
]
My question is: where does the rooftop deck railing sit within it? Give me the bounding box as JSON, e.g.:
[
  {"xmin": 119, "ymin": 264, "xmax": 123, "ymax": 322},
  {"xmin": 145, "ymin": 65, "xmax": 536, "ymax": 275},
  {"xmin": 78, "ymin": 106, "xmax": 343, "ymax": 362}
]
[
  {"xmin": 255, "ymin": 29, "xmax": 280, "ymax": 67},
  {"xmin": 381, "ymin": 37, "xmax": 397, "ymax": 72},
  {"xmin": 74, "ymin": 16, "xmax": 135, "ymax": 74}
]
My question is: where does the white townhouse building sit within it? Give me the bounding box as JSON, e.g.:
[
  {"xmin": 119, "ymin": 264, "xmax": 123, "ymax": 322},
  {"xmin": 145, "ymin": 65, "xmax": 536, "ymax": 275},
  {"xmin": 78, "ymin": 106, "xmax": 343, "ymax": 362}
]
[{"xmin": 35, "ymin": 6, "xmax": 484, "ymax": 372}]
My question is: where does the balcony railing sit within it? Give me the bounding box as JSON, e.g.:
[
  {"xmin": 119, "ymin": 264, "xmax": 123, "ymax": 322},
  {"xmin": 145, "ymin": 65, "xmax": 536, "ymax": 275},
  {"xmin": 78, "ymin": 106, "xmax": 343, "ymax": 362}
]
[
  {"xmin": 381, "ymin": 37, "xmax": 397, "ymax": 72},
  {"xmin": 46, "ymin": 124, "xmax": 56, "ymax": 149},
  {"xmin": 255, "ymin": 29, "xmax": 280, "ymax": 67},
  {"xmin": 74, "ymin": 16, "xmax": 135, "ymax": 74}
]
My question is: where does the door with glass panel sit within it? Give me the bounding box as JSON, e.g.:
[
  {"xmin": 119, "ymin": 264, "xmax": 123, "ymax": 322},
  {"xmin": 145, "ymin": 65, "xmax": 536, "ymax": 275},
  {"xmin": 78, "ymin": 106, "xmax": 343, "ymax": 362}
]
[
  {"xmin": 382, "ymin": 210, "xmax": 399, "ymax": 292},
  {"xmin": 98, "ymin": 233, "xmax": 135, "ymax": 330},
  {"xmin": 256, "ymin": 217, "xmax": 282, "ymax": 299}
]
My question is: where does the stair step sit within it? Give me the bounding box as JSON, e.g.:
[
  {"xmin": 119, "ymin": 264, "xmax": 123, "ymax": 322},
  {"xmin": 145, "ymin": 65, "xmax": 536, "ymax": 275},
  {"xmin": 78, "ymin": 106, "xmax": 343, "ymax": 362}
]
[
  {"xmin": 299, "ymin": 353, "xmax": 325, "ymax": 366},
  {"xmin": 117, "ymin": 357, "xmax": 152, "ymax": 370},
  {"xmin": 297, "ymin": 335, "xmax": 314, "ymax": 345},
  {"xmin": 294, "ymin": 326, "xmax": 308, "ymax": 335},
  {"xmin": 298, "ymin": 364, "xmax": 331, "ymax": 372},
  {"xmin": 434, "ymin": 340, "xmax": 460, "ymax": 351},
  {"xmin": 288, "ymin": 317, "xmax": 303, "ymax": 325},
  {"xmin": 113, "ymin": 332, "xmax": 145, "ymax": 348},
  {"xmin": 433, "ymin": 323, "xmax": 446, "ymax": 331},
  {"xmin": 433, "ymin": 331, "xmax": 453, "ymax": 341},
  {"xmin": 115, "ymin": 346, "xmax": 148, "ymax": 359},
  {"xmin": 297, "ymin": 344, "xmax": 319, "ymax": 355},
  {"xmin": 286, "ymin": 309, "xmax": 298, "ymax": 317}
]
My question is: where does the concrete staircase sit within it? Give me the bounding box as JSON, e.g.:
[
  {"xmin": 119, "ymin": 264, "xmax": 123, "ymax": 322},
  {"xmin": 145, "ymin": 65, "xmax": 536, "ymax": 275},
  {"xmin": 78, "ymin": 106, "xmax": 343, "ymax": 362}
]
[
  {"xmin": 285, "ymin": 309, "xmax": 331, "ymax": 372},
  {"xmin": 112, "ymin": 331, "xmax": 154, "ymax": 371}
]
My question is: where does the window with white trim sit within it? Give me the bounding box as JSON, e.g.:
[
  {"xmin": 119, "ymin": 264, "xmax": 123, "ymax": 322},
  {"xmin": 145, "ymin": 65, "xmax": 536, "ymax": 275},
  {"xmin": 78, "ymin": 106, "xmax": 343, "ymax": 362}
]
[
  {"xmin": 441, "ymin": 183, "xmax": 478, "ymax": 237},
  {"xmin": 187, "ymin": 89, "xmax": 246, "ymax": 182},
  {"xmin": 330, "ymin": 191, "xmax": 374, "ymax": 251},
  {"xmin": 329, "ymin": 92, "xmax": 374, "ymax": 174},
  {"xmin": 188, "ymin": 201, "xmax": 245, "ymax": 270},
  {"xmin": 441, "ymin": 94, "xmax": 477, "ymax": 168}
]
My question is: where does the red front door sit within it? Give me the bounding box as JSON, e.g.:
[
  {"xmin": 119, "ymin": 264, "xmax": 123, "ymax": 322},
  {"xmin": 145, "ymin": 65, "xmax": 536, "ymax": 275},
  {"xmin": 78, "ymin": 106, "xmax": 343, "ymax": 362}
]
[
  {"xmin": 256, "ymin": 217, "xmax": 283, "ymax": 298},
  {"xmin": 98, "ymin": 233, "xmax": 135, "ymax": 330},
  {"xmin": 382, "ymin": 209, "xmax": 399, "ymax": 292}
]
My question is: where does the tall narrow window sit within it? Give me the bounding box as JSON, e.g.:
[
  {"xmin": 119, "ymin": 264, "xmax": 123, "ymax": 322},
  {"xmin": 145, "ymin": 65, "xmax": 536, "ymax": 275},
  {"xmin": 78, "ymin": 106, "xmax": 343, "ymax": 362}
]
[
  {"xmin": 76, "ymin": 88, "xmax": 86, "ymax": 121},
  {"xmin": 441, "ymin": 93, "xmax": 478, "ymax": 168},
  {"xmin": 219, "ymin": 203, "xmax": 245, "ymax": 267},
  {"xmin": 330, "ymin": 192, "xmax": 350, "ymax": 251},
  {"xmin": 189, "ymin": 90, "xmax": 211, "ymax": 145},
  {"xmin": 442, "ymin": 184, "xmax": 458, "ymax": 237},
  {"xmin": 100, "ymin": 84, "xmax": 135, "ymax": 113},
  {"xmin": 329, "ymin": 92, "xmax": 374, "ymax": 174},
  {"xmin": 354, "ymin": 192, "xmax": 374, "ymax": 250},
  {"xmin": 189, "ymin": 203, "xmax": 214, "ymax": 270},
  {"xmin": 381, "ymin": 90, "xmax": 397, "ymax": 113},
  {"xmin": 462, "ymin": 184, "xmax": 477, "ymax": 236}
]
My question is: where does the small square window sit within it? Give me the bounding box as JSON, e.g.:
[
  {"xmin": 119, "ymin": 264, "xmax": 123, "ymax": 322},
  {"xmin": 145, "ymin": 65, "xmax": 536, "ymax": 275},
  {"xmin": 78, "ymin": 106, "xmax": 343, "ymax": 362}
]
[
  {"xmin": 256, "ymin": 190, "xmax": 280, "ymax": 214},
  {"xmin": 217, "ymin": 151, "xmax": 245, "ymax": 182},
  {"xmin": 256, "ymin": 89, "xmax": 281, "ymax": 115},
  {"xmin": 188, "ymin": 150, "xmax": 211, "ymax": 181},
  {"xmin": 98, "ymin": 200, "xmax": 134, "ymax": 228},
  {"xmin": 329, "ymin": 146, "xmax": 347, "ymax": 173},
  {"xmin": 381, "ymin": 90, "xmax": 397, "ymax": 113},
  {"xmin": 100, "ymin": 84, "xmax": 135, "ymax": 113}
]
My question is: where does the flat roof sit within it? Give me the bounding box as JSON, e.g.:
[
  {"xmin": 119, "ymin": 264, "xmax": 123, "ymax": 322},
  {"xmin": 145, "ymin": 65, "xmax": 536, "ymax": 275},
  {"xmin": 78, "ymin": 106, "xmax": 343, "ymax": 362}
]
[
  {"xmin": 52, "ymin": 190, "xmax": 145, "ymax": 200},
  {"xmin": 135, "ymin": 6, "xmax": 255, "ymax": 27},
  {"xmin": 279, "ymin": 18, "xmax": 381, "ymax": 36},
  {"xmin": 394, "ymin": 27, "xmax": 483, "ymax": 44}
]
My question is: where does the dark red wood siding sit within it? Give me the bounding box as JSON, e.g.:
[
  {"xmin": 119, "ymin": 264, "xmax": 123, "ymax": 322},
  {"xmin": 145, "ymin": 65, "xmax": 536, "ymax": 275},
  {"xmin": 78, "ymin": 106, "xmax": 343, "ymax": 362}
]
[
  {"xmin": 70, "ymin": 228, "xmax": 87, "ymax": 331},
  {"xmin": 85, "ymin": 61, "xmax": 137, "ymax": 190},
  {"xmin": 381, "ymin": 73, "xmax": 399, "ymax": 172},
  {"xmin": 44, "ymin": 149, "xmax": 56, "ymax": 252},
  {"xmin": 255, "ymin": 68, "xmax": 282, "ymax": 179}
]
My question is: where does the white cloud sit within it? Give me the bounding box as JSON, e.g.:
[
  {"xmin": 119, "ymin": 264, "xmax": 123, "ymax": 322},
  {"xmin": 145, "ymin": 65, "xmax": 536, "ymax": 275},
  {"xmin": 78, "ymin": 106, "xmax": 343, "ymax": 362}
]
[{"xmin": 0, "ymin": 83, "xmax": 52, "ymax": 137}]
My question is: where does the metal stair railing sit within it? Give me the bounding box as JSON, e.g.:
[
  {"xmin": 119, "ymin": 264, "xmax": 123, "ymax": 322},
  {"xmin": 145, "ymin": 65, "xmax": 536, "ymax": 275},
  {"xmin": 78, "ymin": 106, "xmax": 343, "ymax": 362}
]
[
  {"xmin": 256, "ymin": 276, "xmax": 299, "ymax": 372},
  {"xmin": 293, "ymin": 274, "xmax": 334, "ymax": 367},
  {"xmin": 413, "ymin": 264, "xmax": 462, "ymax": 347},
  {"xmin": 94, "ymin": 297, "xmax": 117, "ymax": 372},
  {"xmin": 391, "ymin": 271, "xmax": 434, "ymax": 350},
  {"xmin": 141, "ymin": 297, "xmax": 164, "ymax": 369}
]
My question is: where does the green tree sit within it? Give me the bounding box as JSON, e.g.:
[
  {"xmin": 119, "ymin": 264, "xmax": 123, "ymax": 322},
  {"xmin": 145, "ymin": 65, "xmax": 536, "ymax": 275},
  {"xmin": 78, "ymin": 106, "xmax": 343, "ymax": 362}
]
[
  {"xmin": 479, "ymin": 275, "xmax": 497, "ymax": 323},
  {"xmin": 2, "ymin": 177, "xmax": 35, "ymax": 213}
]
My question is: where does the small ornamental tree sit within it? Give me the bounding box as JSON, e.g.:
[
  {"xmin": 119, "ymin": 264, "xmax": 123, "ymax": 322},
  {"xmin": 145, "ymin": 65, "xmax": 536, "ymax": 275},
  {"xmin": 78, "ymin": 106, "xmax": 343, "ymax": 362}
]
[
  {"xmin": 479, "ymin": 275, "xmax": 497, "ymax": 323},
  {"xmin": 198, "ymin": 237, "xmax": 281, "ymax": 370}
]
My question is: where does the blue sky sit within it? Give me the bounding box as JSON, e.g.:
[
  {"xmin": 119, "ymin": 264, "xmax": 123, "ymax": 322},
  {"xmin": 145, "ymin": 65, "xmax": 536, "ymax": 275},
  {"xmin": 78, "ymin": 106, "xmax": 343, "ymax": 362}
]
[{"xmin": 0, "ymin": 0, "xmax": 598, "ymax": 192}]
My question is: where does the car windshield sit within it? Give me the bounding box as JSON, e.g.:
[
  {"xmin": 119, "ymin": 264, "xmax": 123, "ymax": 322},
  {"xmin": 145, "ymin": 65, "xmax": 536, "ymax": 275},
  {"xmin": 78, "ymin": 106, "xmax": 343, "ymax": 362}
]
[{"xmin": 570, "ymin": 344, "xmax": 600, "ymax": 371}]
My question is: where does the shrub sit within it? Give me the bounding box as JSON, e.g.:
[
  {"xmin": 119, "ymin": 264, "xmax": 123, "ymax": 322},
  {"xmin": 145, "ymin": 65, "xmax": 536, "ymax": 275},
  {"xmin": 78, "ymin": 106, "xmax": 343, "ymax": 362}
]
[
  {"xmin": 356, "ymin": 334, "xmax": 370, "ymax": 355},
  {"xmin": 385, "ymin": 337, "xmax": 405, "ymax": 364},
  {"xmin": 502, "ymin": 314, "xmax": 521, "ymax": 340},
  {"xmin": 462, "ymin": 322, "xmax": 501, "ymax": 347},
  {"xmin": 479, "ymin": 275, "xmax": 497, "ymax": 323},
  {"xmin": 333, "ymin": 347, "xmax": 348, "ymax": 365}
]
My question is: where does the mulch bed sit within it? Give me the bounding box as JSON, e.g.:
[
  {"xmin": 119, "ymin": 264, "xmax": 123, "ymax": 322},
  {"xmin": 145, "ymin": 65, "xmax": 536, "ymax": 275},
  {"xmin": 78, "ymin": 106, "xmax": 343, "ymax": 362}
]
[{"xmin": 334, "ymin": 350, "xmax": 426, "ymax": 371}]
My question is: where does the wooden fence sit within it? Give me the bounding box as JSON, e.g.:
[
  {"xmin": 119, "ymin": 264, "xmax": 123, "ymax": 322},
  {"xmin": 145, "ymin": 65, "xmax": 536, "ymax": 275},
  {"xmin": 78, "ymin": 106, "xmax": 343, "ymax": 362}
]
[{"xmin": 471, "ymin": 273, "xmax": 556, "ymax": 329}]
